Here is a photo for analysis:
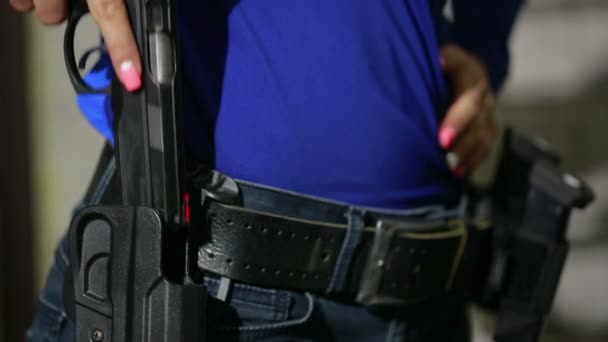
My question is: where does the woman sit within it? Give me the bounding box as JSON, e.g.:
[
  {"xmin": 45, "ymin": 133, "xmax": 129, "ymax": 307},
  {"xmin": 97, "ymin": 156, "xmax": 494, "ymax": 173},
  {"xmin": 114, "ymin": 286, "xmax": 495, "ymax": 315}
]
[{"xmin": 14, "ymin": 0, "xmax": 523, "ymax": 340}]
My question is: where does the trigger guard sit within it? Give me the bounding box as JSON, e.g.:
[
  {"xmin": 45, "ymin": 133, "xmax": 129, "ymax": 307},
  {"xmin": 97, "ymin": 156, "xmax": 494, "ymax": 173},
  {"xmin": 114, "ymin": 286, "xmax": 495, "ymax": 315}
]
[
  {"xmin": 78, "ymin": 46, "xmax": 109, "ymax": 70},
  {"xmin": 64, "ymin": 9, "xmax": 111, "ymax": 95}
]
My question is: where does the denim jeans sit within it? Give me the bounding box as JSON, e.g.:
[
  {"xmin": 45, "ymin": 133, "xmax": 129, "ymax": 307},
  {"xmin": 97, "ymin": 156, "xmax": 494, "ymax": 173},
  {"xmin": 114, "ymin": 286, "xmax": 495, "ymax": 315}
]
[{"xmin": 27, "ymin": 154, "xmax": 471, "ymax": 342}]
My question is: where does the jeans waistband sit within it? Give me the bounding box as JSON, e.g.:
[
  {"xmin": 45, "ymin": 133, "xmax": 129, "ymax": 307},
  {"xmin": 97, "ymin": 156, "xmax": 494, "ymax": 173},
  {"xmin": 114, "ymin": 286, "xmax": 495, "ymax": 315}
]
[{"xmin": 233, "ymin": 178, "xmax": 469, "ymax": 226}]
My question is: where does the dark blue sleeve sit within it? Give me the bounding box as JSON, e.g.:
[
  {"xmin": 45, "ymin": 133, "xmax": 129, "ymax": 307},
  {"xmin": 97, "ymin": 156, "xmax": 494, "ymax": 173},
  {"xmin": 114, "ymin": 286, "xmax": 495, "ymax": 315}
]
[{"xmin": 447, "ymin": 0, "xmax": 524, "ymax": 91}]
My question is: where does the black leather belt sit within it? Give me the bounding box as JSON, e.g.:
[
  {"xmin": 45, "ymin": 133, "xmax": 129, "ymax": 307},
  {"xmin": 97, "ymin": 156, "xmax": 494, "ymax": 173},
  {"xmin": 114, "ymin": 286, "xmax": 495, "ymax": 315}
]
[{"xmin": 195, "ymin": 176, "xmax": 475, "ymax": 306}]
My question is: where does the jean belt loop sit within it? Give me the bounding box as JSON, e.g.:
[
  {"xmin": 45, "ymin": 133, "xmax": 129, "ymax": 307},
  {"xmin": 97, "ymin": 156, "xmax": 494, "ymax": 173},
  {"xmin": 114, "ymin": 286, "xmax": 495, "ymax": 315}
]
[
  {"xmin": 457, "ymin": 193, "xmax": 470, "ymax": 218},
  {"xmin": 325, "ymin": 206, "xmax": 366, "ymax": 295}
]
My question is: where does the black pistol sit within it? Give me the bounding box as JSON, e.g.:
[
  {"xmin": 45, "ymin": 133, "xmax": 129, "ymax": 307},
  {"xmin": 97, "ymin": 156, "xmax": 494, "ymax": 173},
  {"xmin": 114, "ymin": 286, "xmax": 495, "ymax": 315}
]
[{"xmin": 62, "ymin": 0, "xmax": 208, "ymax": 339}]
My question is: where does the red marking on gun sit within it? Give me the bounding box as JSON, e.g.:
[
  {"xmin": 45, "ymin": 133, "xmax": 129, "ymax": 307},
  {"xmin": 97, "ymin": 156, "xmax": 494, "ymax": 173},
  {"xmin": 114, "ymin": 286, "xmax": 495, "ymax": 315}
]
[{"xmin": 184, "ymin": 192, "xmax": 191, "ymax": 224}]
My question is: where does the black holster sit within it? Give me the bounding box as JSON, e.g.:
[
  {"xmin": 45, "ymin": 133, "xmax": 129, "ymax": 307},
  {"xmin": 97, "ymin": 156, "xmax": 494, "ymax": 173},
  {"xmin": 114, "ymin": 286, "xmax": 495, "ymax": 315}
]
[
  {"xmin": 63, "ymin": 145, "xmax": 208, "ymax": 342},
  {"xmin": 472, "ymin": 128, "xmax": 594, "ymax": 342}
]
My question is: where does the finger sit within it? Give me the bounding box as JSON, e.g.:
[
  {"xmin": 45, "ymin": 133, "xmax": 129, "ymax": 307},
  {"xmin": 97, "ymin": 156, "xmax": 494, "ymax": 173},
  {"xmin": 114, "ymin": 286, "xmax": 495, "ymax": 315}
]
[
  {"xmin": 456, "ymin": 114, "xmax": 497, "ymax": 175},
  {"xmin": 452, "ymin": 146, "xmax": 482, "ymax": 178},
  {"xmin": 451, "ymin": 132, "xmax": 491, "ymax": 177},
  {"xmin": 450, "ymin": 111, "xmax": 485, "ymax": 163},
  {"xmin": 445, "ymin": 91, "xmax": 496, "ymax": 172},
  {"xmin": 460, "ymin": 135, "xmax": 493, "ymax": 175},
  {"xmin": 33, "ymin": 0, "xmax": 67, "ymax": 24},
  {"xmin": 441, "ymin": 45, "xmax": 488, "ymax": 94},
  {"xmin": 438, "ymin": 79, "xmax": 488, "ymax": 149},
  {"xmin": 87, "ymin": 0, "xmax": 142, "ymax": 91},
  {"xmin": 10, "ymin": 0, "xmax": 34, "ymax": 12},
  {"xmin": 453, "ymin": 95, "xmax": 496, "ymax": 157},
  {"xmin": 440, "ymin": 44, "xmax": 468, "ymax": 73}
]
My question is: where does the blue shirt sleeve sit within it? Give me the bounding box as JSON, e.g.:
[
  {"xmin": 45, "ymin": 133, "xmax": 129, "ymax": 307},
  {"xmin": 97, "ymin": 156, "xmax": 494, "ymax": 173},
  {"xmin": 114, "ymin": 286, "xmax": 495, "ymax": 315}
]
[
  {"xmin": 76, "ymin": 52, "xmax": 115, "ymax": 144},
  {"xmin": 446, "ymin": 0, "xmax": 524, "ymax": 91}
]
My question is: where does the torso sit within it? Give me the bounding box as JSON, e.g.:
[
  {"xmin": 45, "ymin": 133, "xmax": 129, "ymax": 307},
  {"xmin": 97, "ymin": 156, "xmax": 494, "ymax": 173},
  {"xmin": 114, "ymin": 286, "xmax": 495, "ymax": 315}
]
[{"xmin": 179, "ymin": 0, "xmax": 463, "ymax": 209}]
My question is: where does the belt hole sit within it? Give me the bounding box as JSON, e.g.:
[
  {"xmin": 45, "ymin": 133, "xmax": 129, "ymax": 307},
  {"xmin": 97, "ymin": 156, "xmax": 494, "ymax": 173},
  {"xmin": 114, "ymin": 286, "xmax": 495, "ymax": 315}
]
[
  {"xmin": 304, "ymin": 234, "xmax": 310, "ymax": 241},
  {"xmin": 277, "ymin": 230, "xmax": 283, "ymax": 237},
  {"xmin": 261, "ymin": 227, "xmax": 268, "ymax": 234},
  {"xmin": 207, "ymin": 252, "xmax": 215, "ymax": 259},
  {"xmin": 274, "ymin": 269, "xmax": 281, "ymax": 276},
  {"xmin": 412, "ymin": 264, "xmax": 421, "ymax": 273},
  {"xmin": 288, "ymin": 271, "xmax": 295, "ymax": 277},
  {"xmin": 260, "ymin": 267, "xmax": 267, "ymax": 273},
  {"xmin": 226, "ymin": 258, "xmax": 233, "ymax": 265},
  {"xmin": 244, "ymin": 264, "xmax": 251, "ymax": 270},
  {"xmin": 226, "ymin": 218, "xmax": 233, "ymax": 225},
  {"xmin": 290, "ymin": 232, "xmax": 296, "ymax": 239},
  {"xmin": 245, "ymin": 224, "xmax": 252, "ymax": 230},
  {"xmin": 302, "ymin": 273, "xmax": 307, "ymax": 279}
]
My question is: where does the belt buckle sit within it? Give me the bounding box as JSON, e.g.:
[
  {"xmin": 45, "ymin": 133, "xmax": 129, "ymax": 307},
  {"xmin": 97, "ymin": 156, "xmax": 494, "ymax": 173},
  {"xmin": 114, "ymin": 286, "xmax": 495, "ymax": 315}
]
[{"xmin": 355, "ymin": 219, "xmax": 467, "ymax": 306}]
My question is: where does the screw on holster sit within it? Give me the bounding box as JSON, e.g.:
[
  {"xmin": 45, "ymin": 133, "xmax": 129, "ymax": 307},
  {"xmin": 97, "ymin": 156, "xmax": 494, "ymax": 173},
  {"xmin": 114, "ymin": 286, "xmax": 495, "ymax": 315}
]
[{"xmin": 90, "ymin": 328, "xmax": 104, "ymax": 342}]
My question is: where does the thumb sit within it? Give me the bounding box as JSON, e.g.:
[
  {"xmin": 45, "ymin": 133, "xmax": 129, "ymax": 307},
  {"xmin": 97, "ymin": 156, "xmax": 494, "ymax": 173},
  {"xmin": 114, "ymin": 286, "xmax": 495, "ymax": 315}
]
[{"xmin": 439, "ymin": 79, "xmax": 488, "ymax": 149}]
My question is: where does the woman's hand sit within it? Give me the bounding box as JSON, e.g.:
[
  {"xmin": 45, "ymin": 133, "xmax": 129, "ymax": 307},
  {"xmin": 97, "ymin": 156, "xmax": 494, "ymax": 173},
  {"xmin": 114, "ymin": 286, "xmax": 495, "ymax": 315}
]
[
  {"xmin": 10, "ymin": 0, "xmax": 142, "ymax": 91},
  {"xmin": 439, "ymin": 44, "xmax": 498, "ymax": 177}
]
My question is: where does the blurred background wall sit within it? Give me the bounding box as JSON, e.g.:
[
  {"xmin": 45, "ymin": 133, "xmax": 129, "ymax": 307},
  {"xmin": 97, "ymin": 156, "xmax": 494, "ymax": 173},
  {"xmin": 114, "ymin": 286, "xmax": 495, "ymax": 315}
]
[
  {"xmin": 0, "ymin": 6, "xmax": 34, "ymax": 342},
  {"xmin": 473, "ymin": 0, "xmax": 608, "ymax": 341},
  {"xmin": 0, "ymin": 11, "xmax": 101, "ymax": 342},
  {"xmin": 26, "ymin": 17, "xmax": 103, "ymax": 295},
  {"xmin": 0, "ymin": 0, "xmax": 607, "ymax": 341}
]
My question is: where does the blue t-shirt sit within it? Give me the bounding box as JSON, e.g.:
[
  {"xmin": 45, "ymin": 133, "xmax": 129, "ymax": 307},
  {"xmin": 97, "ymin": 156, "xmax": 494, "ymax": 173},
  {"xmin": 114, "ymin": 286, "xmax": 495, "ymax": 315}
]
[{"xmin": 78, "ymin": 0, "xmax": 522, "ymax": 210}]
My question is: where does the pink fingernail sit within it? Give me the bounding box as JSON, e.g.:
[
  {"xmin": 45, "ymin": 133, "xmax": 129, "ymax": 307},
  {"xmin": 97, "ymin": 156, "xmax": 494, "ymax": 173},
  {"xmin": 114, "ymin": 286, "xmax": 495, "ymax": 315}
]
[
  {"xmin": 439, "ymin": 127, "xmax": 457, "ymax": 149},
  {"xmin": 119, "ymin": 60, "xmax": 142, "ymax": 92},
  {"xmin": 454, "ymin": 166, "xmax": 466, "ymax": 177}
]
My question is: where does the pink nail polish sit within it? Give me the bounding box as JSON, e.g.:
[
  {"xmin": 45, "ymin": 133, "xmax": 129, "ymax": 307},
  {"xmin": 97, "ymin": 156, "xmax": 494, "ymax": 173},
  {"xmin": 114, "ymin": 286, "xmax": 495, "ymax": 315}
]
[
  {"xmin": 439, "ymin": 127, "xmax": 457, "ymax": 149},
  {"xmin": 119, "ymin": 60, "xmax": 142, "ymax": 92},
  {"xmin": 454, "ymin": 166, "xmax": 466, "ymax": 177}
]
